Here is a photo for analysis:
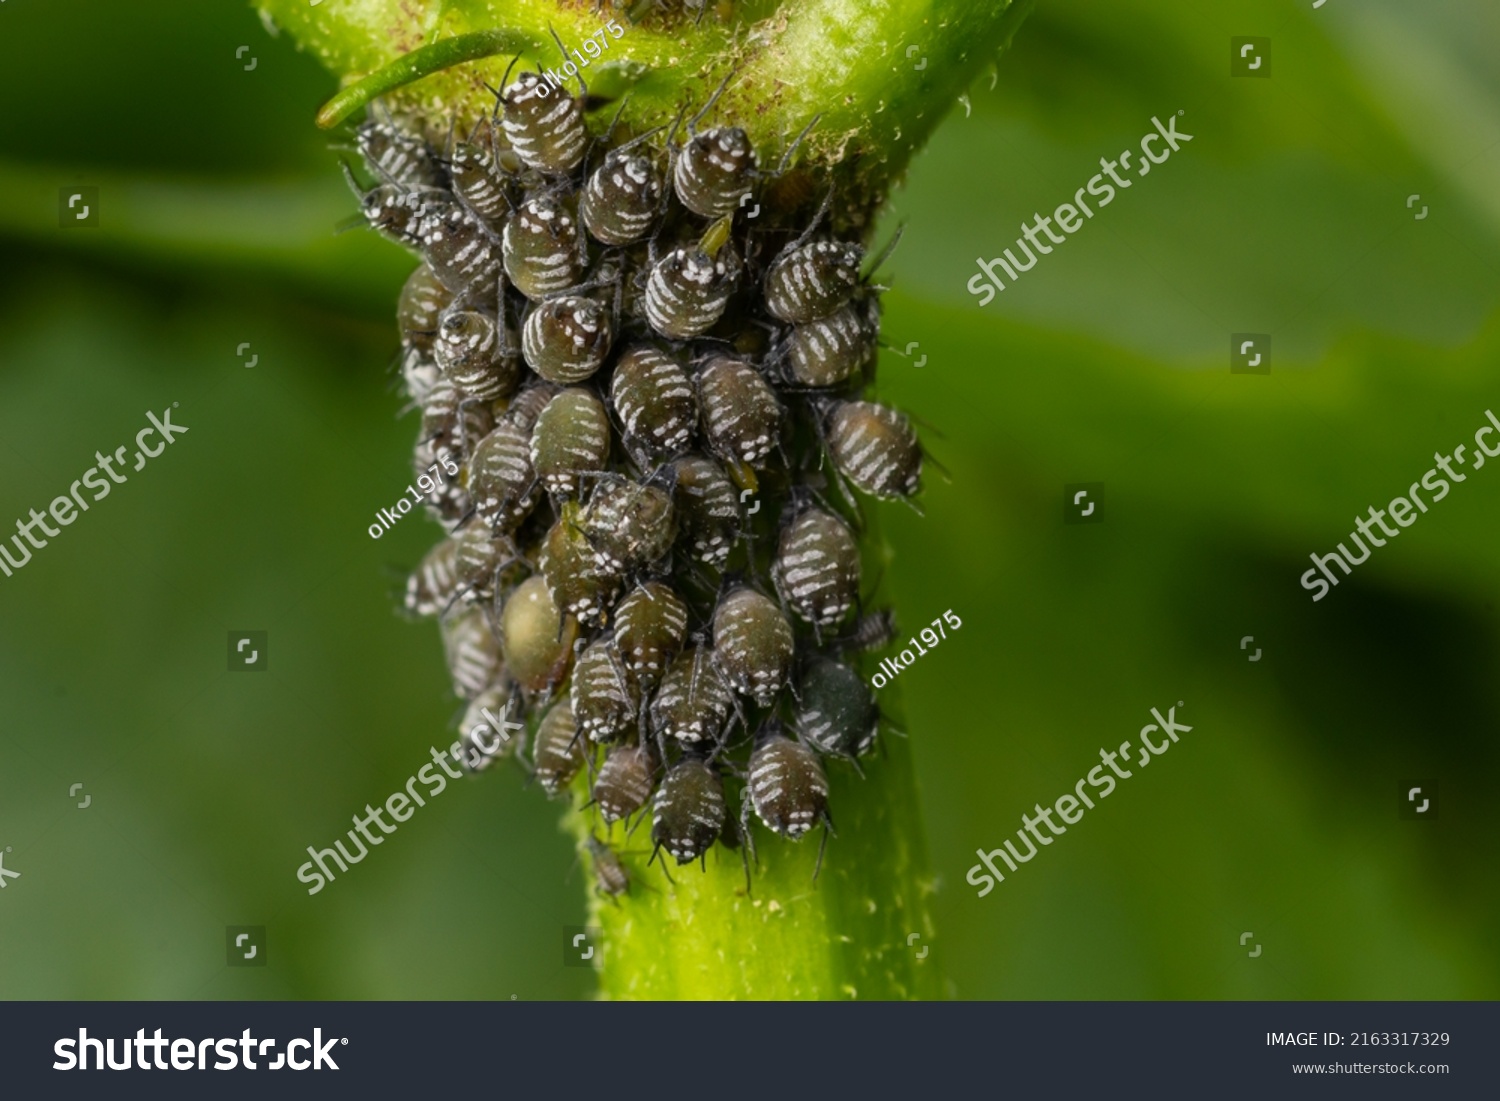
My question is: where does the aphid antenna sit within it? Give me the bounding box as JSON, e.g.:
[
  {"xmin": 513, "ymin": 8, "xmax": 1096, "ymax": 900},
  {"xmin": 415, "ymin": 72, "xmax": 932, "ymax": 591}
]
[
  {"xmin": 786, "ymin": 184, "xmax": 837, "ymax": 252},
  {"xmin": 546, "ymin": 25, "xmax": 588, "ymax": 98},
  {"xmin": 774, "ymin": 112, "xmax": 823, "ymax": 177},
  {"xmin": 686, "ymin": 66, "xmax": 739, "ymax": 137},
  {"xmin": 862, "ymin": 223, "xmax": 907, "ymax": 283},
  {"xmin": 496, "ymin": 54, "xmax": 523, "ymax": 101}
]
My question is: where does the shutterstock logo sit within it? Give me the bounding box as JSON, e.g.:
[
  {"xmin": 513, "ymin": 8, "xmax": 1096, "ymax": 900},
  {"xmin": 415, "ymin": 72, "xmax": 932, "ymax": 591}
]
[{"xmin": 54, "ymin": 1028, "xmax": 342, "ymax": 1071}]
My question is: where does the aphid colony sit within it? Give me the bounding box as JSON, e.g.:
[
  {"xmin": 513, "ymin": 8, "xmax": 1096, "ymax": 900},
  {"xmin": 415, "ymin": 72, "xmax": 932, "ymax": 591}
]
[{"xmin": 353, "ymin": 69, "xmax": 922, "ymax": 886}]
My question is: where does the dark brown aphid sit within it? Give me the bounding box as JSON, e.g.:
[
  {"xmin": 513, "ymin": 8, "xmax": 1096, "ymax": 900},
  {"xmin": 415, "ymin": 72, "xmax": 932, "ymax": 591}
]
[
  {"xmin": 793, "ymin": 656, "xmax": 878, "ymax": 759},
  {"xmin": 712, "ymin": 587, "xmax": 795, "ymax": 707},
  {"xmin": 649, "ymin": 645, "xmax": 735, "ymax": 747},
  {"xmin": 651, "ymin": 755, "xmax": 727, "ymax": 865},
  {"xmin": 696, "ymin": 355, "xmax": 782, "ymax": 468},
  {"xmin": 499, "ymin": 575, "xmax": 579, "ymax": 694},
  {"xmin": 417, "ymin": 200, "xmax": 505, "ymax": 296},
  {"xmin": 592, "ymin": 742, "xmax": 656, "ymax": 825},
  {"xmin": 499, "ymin": 72, "xmax": 588, "ymax": 177},
  {"xmin": 404, "ymin": 537, "xmax": 462, "ymax": 618},
  {"xmin": 398, "ymin": 262, "xmax": 452, "ymax": 352},
  {"xmin": 666, "ymin": 454, "xmax": 742, "ymax": 568},
  {"xmin": 530, "ymin": 387, "xmax": 612, "ymax": 497},
  {"xmin": 578, "ymin": 474, "xmax": 676, "ymax": 574},
  {"xmin": 467, "ymin": 420, "xmax": 541, "ymax": 534},
  {"xmin": 613, "ymin": 581, "xmax": 690, "ymax": 692},
  {"xmin": 673, "ymin": 127, "xmax": 756, "ymax": 219},
  {"xmin": 571, "ymin": 636, "xmax": 641, "ymax": 744},
  {"xmin": 435, "ymin": 308, "xmax": 521, "ymax": 401},
  {"xmin": 539, "ymin": 505, "xmax": 625, "ymax": 627},
  {"xmin": 643, "ymin": 218, "xmax": 740, "ymax": 340},
  {"xmin": 764, "ymin": 239, "xmax": 863, "ymax": 324},
  {"xmin": 586, "ymin": 834, "xmax": 632, "ymax": 898},
  {"xmin": 502, "ymin": 195, "xmax": 584, "ymax": 301},
  {"xmin": 447, "ymin": 136, "xmax": 513, "ymax": 226},
  {"xmin": 741, "ymin": 728, "xmax": 834, "ymax": 875},
  {"xmin": 521, "ymin": 296, "xmax": 613, "ymax": 384},
  {"xmin": 772, "ymin": 507, "xmax": 860, "ymax": 629},
  {"xmin": 581, "ymin": 142, "xmax": 664, "ymax": 246},
  {"xmin": 442, "ymin": 607, "xmax": 504, "ymax": 701},
  {"xmin": 357, "ymin": 120, "xmax": 444, "ymax": 189},
  {"xmin": 825, "ymin": 399, "xmax": 922, "ymax": 500},
  {"xmin": 609, "ymin": 346, "xmax": 698, "ymax": 462},
  {"xmin": 532, "ymin": 697, "xmax": 585, "ymax": 796},
  {"xmin": 457, "ymin": 684, "xmax": 524, "ymax": 772},
  {"xmin": 784, "ymin": 303, "xmax": 875, "ymax": 389}
]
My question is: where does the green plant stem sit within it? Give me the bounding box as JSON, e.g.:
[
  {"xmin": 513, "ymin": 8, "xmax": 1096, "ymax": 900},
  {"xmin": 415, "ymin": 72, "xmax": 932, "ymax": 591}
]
[{"xmin": 256, "ymin": 0, "xmax": 1029, "ymax": 1000}]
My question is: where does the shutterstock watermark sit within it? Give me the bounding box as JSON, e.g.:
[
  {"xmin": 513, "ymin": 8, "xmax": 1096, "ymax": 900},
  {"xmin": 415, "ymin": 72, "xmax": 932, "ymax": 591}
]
[
  {"xmin": 966, "ymin": 702, "xmax": 1195, "ymax": 896},
  {"xmin": 967, "ymin": 114, "xmax": 1194, "ymax": 306},
  {"xmin": 295, "ymin": 706, "xmax": 521, "ymax": 895},
  {"xmin": 0, "ymin": 406, "xmax": 189, "ymax": 580},
  {"xmin": 1301, "ymin": 408, "xmax": 1500, "ymax": 601}
]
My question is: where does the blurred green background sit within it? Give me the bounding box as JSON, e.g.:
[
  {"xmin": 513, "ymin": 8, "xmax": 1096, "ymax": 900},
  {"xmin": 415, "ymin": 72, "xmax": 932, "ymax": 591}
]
[{"xmin": 1, "ymin": 0, "xmax": 1497, "ymax": 999}]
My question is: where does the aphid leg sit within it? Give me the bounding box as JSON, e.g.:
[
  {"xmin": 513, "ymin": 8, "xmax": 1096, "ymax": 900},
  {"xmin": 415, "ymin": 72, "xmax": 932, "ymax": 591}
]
[{"xmin": 810, "ymin": 813, "xmax": 833, "ymax": 883}]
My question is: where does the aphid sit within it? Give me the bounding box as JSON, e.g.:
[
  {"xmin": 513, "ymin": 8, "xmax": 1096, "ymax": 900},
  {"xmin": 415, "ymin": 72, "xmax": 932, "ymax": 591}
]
[
  {"xmin": 416, "ymin": 200, "xmax": 505, "ymax": 296},
  {"xmin": 532, "ymin": 698, "xmax": 585, "ymax": 796},
  {"xmin": 442, "ymin": 607, "xmax": 504, "ymax": 701},
  {"xmin": 824, "ymin": 399, "xmax": 923, "ymax": 500},
  {"xmin": 763, "ymin": 239, "xmax": 864, "ymax": 325},
  {"xmin": 530, "ymin": 387, "xmax": 612, "ymax": 497},
  {"xmin": 578, "ymin": 474, "xmax": 676, "ymax": 574},
  {"xmin": 793, "ymin": 656, "xmax": 878, "ymax": 759},
  {"xmin": 404, "ymin": 537, "xmax": 462, "ymax": 618},
  {"xmin": 592, "ymin": 741, "xmax": 656, "ymax": 824},
  {"xmin": 651, "ymin": 755, "xmax": 726, "ymax": 865},
  {"xmin": 843, "ymin": 608, "xmax": 898, "ymax": 652},
  {"xmin": 696, "ymin": 355, "xmax": 782, "ymax": 467},
  {"xmin": 521, "ymin": 296, "xmax": 613, "ymax": 384},
  {"xmin": 499, "ymin": 575, "xmax": 580, "ymax": 694},
  {"xmin": 357, "ymin": 119, "xmax": 444, "ymax": 189},
  {"xmin": 572, "ymin": 636, "xmax": 641, "ymax": 744},
  {"xmin": 612, "ymin": 581, "xmax": 689, "ymax": 692},
  {"xmin": 771, "ymin": 506, "xmax": 860, "ymax": 629},
  {"xmin": 666, "ymin": 454, "xmax": 742, "ymax": 568},
  {"xmin": 400, "ymin": 345, "xmax": 442, "ymax": 406},
  {"xmin": 586, "ymin": 834, "xmax": 632, "ymax": 898},
  {"xmin": 742, "ymin": 728, "xmax": 833, "ymax": 869},
  {"xmin": 784, "ymin": 303, "xmax": 875, "ymax": 389},
  {"xmin": 502, "ymin": 195, "xmax": 584, "ymax": 301},
  {"xmin": 467, "ymin": 420, "xmax": 541, "ymax": 533},
  {"xmin": 499, "ymin": 71, "xmax": 588, "ymax": 177},
  {"xmin": 673, "ymin": 126, "xmax": 756, "ymax": 219},
  {"xmin": 457, "ymin": 684, "xmax": 524, "ymax": 772},
  {"xmin": 353, "ymin": 178, "xmax": 441, "ymax": 249},
  {"xmin": 411, "ymin": 435, "xmax": 470, "ymax": 525},
  {"xmin": 539, "ymin": 504, "xmax": 625, "ymax": 627},
  {"xmin": 421, "ymin": 376, "xmax": 494, "ymax": 460},
  {"xmin": 608, "ymin": 346, "xmax": 698, "ymax": 461},
  {"xmin": 453, "ymin": 520, "xmax": 515, "ymax": 600},
  {"xmin": 712, "ymin": 587, "xmax": 795, "ymax": 707},
  {"xmin": 643, "ymin": 217, "xmax": 741, "ymax": 340},
  {"xmin": 434, "ymin": 308, "xmax": 521, "ymax": 401},
  {"xmin": 397, "ymin": 262, "xmax": 452, "ymax": 352},
  {"xmin": 503, "ymin": 380, "xmax": 562, "ymax": 431},
  {"xmin": 581, "ymin": 139, "xmax": 665, "ymax": 246},
  {"xmin": 447, "ymin": 136, "xmax": 512, "ymax": 226},
  {"xmin": 649, "ymin": 644, "xmax": 735, "ymax": 747}
]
